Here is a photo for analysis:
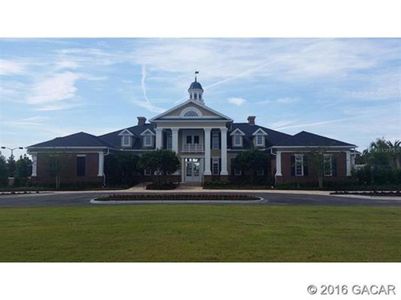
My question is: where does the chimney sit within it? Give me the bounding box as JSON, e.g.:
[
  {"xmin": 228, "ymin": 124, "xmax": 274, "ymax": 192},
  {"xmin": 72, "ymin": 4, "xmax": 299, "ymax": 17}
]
[
  {"xmin": 137, "ymin": 116, "xmax": 146, "ymax": 126},
  {"xmin": 247, "ymin": 116, "xmax": 256, "ymax": 125}
]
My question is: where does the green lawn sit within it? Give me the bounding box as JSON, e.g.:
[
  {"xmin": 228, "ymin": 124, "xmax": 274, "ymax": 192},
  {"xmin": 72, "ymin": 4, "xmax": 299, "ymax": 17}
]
[{"xmin": 0, "ymin": 205, "xmax": 400, "ymax": 262}]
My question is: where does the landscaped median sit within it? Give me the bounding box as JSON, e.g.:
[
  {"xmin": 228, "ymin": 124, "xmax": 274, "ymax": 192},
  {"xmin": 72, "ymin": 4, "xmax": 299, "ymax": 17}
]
[{"xmin": 91, "ymin": 193, "xmax": 263, "ymax": 204}]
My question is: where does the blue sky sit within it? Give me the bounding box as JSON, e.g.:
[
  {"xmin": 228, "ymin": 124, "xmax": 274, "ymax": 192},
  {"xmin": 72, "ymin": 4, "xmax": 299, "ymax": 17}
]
[{"xmin": 0, "ymin": 38, "xmax": 400, "ymax": 158}]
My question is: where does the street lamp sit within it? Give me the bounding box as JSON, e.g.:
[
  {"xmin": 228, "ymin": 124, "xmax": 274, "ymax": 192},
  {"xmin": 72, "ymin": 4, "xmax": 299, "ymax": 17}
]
[{"xmin": 1, "ymin": 146, "xmax": 24, "ymax": 157}]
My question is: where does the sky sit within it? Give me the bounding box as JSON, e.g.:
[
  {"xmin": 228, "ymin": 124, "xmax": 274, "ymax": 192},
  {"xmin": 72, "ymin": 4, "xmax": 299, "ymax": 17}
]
[{"xmin": 0, "ymin": 38, "xmax": 400, "ymax": 158}]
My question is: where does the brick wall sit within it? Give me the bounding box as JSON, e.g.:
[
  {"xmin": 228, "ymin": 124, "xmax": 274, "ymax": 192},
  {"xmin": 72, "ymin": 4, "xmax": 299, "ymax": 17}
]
[
  {"xmin": 276, "ymin": 151, "xmax": 348, "ymax": 185},
  {"xmin": 32, "ymin": 152, "xmax": 102, "ymax": 186}
]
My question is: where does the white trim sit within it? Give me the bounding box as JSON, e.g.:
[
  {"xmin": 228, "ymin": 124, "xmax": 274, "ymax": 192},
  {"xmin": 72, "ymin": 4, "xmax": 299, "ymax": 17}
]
[
  {"xmin": 180, "ymin": 106, "xmax": 203, "ymax": 117},
  {"xmin": 117, "ymin": 128, "xmax": 134, "ymax": 136},
  {"xmin": 31, "ymin": 153, "xmax": 37, "ymax": 177},
  {"xmin": 252, "ymin": 128, "xmax": 268, "ymax": 136},
  {"xmin": 27, "ymin": 146, "xmax": 108, "ymax": 149},
  {"xmin": 254, "ymin": 133, "xmax": 265, "ymax": 147},
  {"xmin": 229, "ymin": 128, "xmax": 245, "ymax": 136},
  {"xmin": 98, "ymin": 151, "xmax": 104, "ymax": 177},
  {"xmin": 140, "ymin": 128, "xmax": 155, "ymax": 136},
  {"xmin": 150, "ymin": 99, "xmax": 232, "ymax": 122},
  {"xmin": 295, "ymin": 154, "xmax": 304, "ymax": 176},
  {"xmin": 76, "ymin": 154, "xmax": 87, "ymax": 157},
  {"xmin": 121, "ymin": 135, "xmax": 132, "ymax": 147},
  {"xmin": 232, "ymin": 134, "xmax": 243, "ymax": 147},
  {"xmin": 272, "ymin": 146, "xmax": 355, "ymax": 149},
  {"xmin": 346, "ymin": 151, "xmax": 352, "ymax": 176},
  {"xmin": 275, "ymin": 151, "xmax": 282, "ymax": 176}
]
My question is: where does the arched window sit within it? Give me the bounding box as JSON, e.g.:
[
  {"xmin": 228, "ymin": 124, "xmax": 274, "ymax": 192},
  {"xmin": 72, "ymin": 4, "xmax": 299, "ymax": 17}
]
[
  {"xmin": 180, "ymin": 106, "xmax": 203, "ymax": 117},
  {"xmin": 184, "ymin": 110, "xmax": 199, "ymax": 117}
]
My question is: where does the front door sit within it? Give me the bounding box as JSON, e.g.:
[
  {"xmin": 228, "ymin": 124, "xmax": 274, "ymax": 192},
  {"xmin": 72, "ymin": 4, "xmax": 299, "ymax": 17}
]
[{"xmin": 185, "ymin": 158, "xmax": 202, "ymax": 182}]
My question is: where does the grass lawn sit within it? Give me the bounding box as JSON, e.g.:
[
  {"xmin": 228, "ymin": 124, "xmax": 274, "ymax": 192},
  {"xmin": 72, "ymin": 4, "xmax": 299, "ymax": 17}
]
[{"xmin": 0, "ymin": 205, "xmax": 400, "ymax": 262}]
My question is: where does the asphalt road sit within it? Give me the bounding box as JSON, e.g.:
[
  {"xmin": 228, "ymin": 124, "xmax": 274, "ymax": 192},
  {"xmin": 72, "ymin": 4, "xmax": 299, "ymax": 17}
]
[{"xmin": 0, "ymin": 191, "xmax": 400, "ymax": 207}]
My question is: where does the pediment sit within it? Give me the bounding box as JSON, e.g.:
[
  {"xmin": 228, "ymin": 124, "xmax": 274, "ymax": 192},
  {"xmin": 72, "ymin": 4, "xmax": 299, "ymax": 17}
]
[{"xmin": 150, "ymin": 99, "xmax": 232, "ymax": 121}]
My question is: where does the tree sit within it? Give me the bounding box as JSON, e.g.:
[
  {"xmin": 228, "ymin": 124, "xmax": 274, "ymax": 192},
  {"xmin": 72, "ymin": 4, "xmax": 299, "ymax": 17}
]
[
  {"xmin": 354, "ymin": 138, "xmax": 401, "ymax": 186},
  {"xmin": 0, "ymin": 154, "xmax": 8, "ymax": 186},
  {"xmin": 307, "ymin": 148, "xmax": 326, "ymax": 189},
  {"xmin": 48, "ymin": 153, "xmax": 64, "ymax": 189},
  {"xmin": 232, "ymin": 149, "xmax": 269, "ymax": 183},
  {"xmin": 15, "ymin": 155, "xmax": 32, "ymax": 186},
  {"xmin": 6, "ymin": 155, "xmax": 16, "ymax": 177},
  {"xmin": 104, "ymin": 153, "xmax": 140, "ymax": 186},
  {"xmin": 138, "ymin": 150, "xmax": 180, "ymax": 185}
]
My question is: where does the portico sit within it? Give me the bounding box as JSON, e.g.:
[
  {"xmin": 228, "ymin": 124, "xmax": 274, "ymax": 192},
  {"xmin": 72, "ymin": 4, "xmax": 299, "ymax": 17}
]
[{"xmin": 154, "ymin": 126, "xmax": 229, "ymax": 182}]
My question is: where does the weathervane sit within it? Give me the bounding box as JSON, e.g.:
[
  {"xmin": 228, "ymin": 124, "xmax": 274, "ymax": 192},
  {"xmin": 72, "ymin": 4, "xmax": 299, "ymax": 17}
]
[{"xmin": 195, "ymin": 71, "xmax": 199, "ymax": 82}]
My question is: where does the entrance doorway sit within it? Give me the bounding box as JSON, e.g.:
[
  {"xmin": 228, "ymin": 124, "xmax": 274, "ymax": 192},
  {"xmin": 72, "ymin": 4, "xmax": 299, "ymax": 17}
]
[{"xmin": 184, "ymin": 158, "xmax": 202, "ymax": 182}]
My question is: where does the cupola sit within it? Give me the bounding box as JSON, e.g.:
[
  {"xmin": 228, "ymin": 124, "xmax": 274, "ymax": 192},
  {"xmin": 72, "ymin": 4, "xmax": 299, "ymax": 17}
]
[{"xmin": 188, "ymin": 71, "xmax": 204, "ymax": 104}]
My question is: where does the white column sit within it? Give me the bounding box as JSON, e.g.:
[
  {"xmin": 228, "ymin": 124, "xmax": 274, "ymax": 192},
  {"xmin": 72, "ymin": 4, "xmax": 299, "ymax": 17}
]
[
  {"xmin": 31, "ymin": 153, "xmax": 37, "ymax": 177},
  {"xmin": 204, "ymin": 128, "xmax": 211, "ymax": 175},
  {"xmin": 346, "ymin": 151, "xmax": 351, "ymax": 176},
  {"xmin": 172, "ymin": 128, "xmax": 179, "ymax": 153},
  {"xmin": 220, "ymin": 127, "xmax": 228, "ymax": 175},
  {"xmin": 155, "ymin": 128, "xmax": 163, "ymax": 149},
  {"xmin": 97, "ymin": 151, "xmax": 104, "ymax": 176},
  {"xmin": 275, "ymin": 151, "xmax": 282, "ymax": 176}
]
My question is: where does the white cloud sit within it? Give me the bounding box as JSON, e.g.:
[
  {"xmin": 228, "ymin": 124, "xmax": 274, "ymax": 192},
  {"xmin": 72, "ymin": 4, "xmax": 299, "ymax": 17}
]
[
  {"xmin": 0, "ymin": 59, "xmax": 26, "ymax": 75},
  {"xmin": 227, "ymin": 97, "xmax": 246, "ymax": 106},
  {"xmin": 27, "ymin": 72, "xmax": 82, "ymax": 110}
]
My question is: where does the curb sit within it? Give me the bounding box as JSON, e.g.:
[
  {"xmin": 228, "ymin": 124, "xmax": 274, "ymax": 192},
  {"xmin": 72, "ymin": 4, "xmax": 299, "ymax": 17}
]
[{"xmin": 90, "ymin": 196, "xmax": 265, "ymax": 205}]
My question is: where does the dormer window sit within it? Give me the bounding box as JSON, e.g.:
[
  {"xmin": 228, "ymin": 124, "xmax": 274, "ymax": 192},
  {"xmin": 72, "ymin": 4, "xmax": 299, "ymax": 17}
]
[
  {"xmin": 230, "ymin": 128, "xmax": 245, "ymax": 147},
  {"xmin": 143, "ymin": 134, "xmax": 153, "ymax": 147},
  {"xmin": 233, "ymin": 134, "xmax": 242, "ymax": 147},
  {"xmin": 255, "ymin": 133, "xmax": 264, "ymax": 146},
  {"xmin": 140, "ymin": 129, "xmax": 155, "ymax": 147},
  {"xmin": 252, "ymin": 128, "xmax": 267, "ymax": 147},
  {"xmin": 122, "ymin": 135, "xmax": 132, "ymax": 147},
  {"xmin": 118, "ymin": 128, "xmax": 134, "ymax": 148}
]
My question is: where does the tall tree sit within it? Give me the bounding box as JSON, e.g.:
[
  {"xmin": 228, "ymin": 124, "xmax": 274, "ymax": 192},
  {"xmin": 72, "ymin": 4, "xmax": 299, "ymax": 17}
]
[
  {"xmin": 14, "ymin": 155, "xmax": 32, "ymax": 186},
  {"xmin": 6, "ymin": 155, "xmax": 16, "ymax": 177},
  {"xmin": 0, "ymin": 154, "xmax": 8, "ymax": 186}
]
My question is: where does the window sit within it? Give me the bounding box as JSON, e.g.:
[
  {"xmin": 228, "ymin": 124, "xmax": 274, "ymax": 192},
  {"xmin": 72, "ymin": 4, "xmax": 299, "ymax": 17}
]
[
  {"xmin": 234, "ymin": 168, "xmax": 242, "ymax": 176},
  {"xmin": 255, "ymin": 133, "xmax": 264, "ymax": 147},
  {"xmin": 186, "ymin": 135, "xmax": 192, "ymax": 144},
  {"xmin": 76, "ymin": 156, "xmax": 86, "ymax": 177},
  {"xmin": 233, "ymin": 134, "xmax": 242, "ymax": 147},
  {"xmin": 212, "ymin": 158, "xmax": 220, "ymax": 175},
  {"xmin": 295, "ymin": 154, "xmax": 304, "ymax": 176},
  {"xmin": 143, "ymin": 134, "xmax": 153, "ymax": 147},
  {"xmin": 121, "ymin": 135, "xmax": 131, "ymax": 147},
  {"xmin": 194, "ymin": 93, "xmax": 198, "ymax": 100},
  {"xmin": 184, "ymin": 110, "xmax": 199, "ymax": 117},
  {"xmin": 324, "ymin": 154, "xmax": 333, "ymax": 176},
  {"xmin": 166, "ymin": 134, "xmax": 172, "ymax": 150},
  {"xmin": 144, "ymin": 169, "xmax": 152, "ymax": 176},
  {"xmin": 256, "ymin": 169, "xmax": 265, "ymax": 176},
  {"xmin": 212, "ymin": 132, "xmax": 219, "ymax": 149},
  {"xmin": 193, "ymin": 136, "xmax": 200, "ymax": 144}
]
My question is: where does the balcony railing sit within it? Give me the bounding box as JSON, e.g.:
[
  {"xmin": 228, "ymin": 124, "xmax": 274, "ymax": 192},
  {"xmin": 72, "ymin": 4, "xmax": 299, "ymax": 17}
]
[{"xmin": 182, "ymin": 143, "xmax": 204, "ymax": 152}]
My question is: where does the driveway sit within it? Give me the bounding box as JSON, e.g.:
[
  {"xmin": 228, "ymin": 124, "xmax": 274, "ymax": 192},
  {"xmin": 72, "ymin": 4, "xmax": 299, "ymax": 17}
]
[{"xmin": 0, "ymin": 190, "xmax": 401, "ymax": 207}]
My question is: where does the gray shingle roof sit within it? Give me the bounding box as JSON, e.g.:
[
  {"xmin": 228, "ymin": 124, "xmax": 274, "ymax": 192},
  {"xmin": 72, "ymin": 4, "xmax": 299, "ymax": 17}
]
[
  {"xmin": 230, "ymin": 123, "xmax": 292, "ymax": 148},
  {"xmin": 98, "ymin": 124, "xmax": 155, "ymax": 149},
  {"xmin": 28, "ymin": 132, "xmax": 110, "ymax": 148},
  {"xmin": 275, "ymin": 131, "xmax": 355, "ymax": 147}
]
